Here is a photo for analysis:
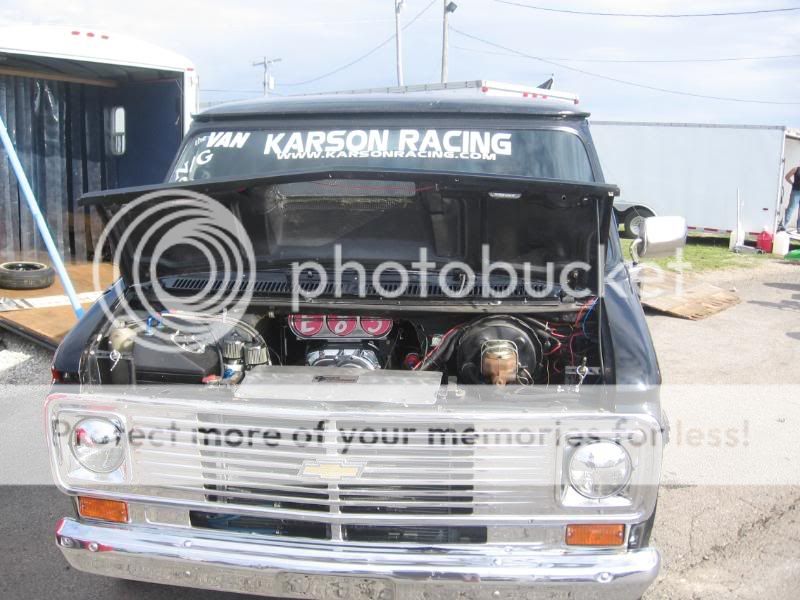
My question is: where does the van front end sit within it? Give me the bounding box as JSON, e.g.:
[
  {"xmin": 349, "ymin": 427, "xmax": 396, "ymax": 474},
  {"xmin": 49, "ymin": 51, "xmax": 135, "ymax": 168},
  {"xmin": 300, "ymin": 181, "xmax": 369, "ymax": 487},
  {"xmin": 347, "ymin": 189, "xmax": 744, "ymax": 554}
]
[
  {"xmin": 47, "ymin": 90, "xmax": 671, "ymax": 599},
  {"xmin": 48, "ymin": 386, "xmax": 661, "ymax": 600}
]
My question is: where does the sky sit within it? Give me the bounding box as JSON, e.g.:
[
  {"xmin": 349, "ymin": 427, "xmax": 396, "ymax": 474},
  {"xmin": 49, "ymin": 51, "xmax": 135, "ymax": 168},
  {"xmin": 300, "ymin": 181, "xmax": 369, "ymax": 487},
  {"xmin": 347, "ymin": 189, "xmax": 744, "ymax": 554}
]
[{"xmin": 1, "ymin": 0, "xmax": 798, "ymax": 126}]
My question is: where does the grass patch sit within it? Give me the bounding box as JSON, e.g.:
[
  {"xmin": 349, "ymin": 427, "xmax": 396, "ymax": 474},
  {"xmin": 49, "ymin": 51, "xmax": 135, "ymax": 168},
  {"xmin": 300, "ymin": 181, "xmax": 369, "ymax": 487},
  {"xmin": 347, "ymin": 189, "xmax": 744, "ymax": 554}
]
[{"xmin": 620, "ymin": 236, "xmax": 772, "ymax": 273}]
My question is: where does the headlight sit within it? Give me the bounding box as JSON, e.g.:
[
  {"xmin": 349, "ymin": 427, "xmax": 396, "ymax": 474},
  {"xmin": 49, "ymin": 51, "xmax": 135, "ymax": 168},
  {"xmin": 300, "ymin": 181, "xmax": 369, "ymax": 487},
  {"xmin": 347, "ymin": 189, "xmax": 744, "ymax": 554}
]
[
  {"xmin": 70, "ymin": 418, "xmax": 125, "ymax": 474},
  {"xmin": 568, "ymin": 440, "xmax": 631, "ymax": 499}
]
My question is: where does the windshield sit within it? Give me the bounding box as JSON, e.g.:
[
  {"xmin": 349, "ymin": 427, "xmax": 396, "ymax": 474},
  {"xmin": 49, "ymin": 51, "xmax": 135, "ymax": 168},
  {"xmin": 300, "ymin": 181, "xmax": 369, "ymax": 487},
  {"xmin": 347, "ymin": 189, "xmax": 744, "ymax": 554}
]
[
  {"xmin": 170, "ymin": 127, "xmax": 594, "ymax": 183},
  {"xmin": 103, "ymin": 177, "xmax": 605, "ymax": 293}
]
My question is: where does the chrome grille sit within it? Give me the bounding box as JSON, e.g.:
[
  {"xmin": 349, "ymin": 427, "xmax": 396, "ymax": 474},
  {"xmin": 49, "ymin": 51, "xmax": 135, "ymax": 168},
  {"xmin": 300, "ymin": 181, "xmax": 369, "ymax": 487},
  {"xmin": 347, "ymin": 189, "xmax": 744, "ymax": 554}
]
[{"xmin": 130, "ymin": 411, "xmax": 554, "ymax": 525}]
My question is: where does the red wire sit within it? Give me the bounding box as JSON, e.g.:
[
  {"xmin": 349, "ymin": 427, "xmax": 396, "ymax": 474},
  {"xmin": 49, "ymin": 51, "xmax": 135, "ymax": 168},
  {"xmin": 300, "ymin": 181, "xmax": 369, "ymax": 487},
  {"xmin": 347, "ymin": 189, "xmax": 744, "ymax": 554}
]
[
  {"xmin": 414, "ymin": 324, "xmax": 462, "ymax": 370},
  {"xmin": 545, "ymin": 340, "xmax": 562, "ymax": 355},
  {"xmin": 569, "ymin": 333, "xmax": 578, "ymax": 365},
  {"xmin": 574, "ymin": 305, "xmax": 588, "ymax": 326},
  {"xmin": 574, "ymin": 297, "xmax": 599, "ymax": 326},
  {"xmin": 545, "ymin": 322, "xmax": 568, "ymax": 340}
]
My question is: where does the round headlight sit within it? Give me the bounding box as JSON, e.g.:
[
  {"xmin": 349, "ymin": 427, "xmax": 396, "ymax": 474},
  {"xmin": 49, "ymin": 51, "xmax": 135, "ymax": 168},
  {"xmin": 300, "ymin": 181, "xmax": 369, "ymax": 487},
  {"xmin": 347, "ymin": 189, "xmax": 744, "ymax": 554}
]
[
  {"xmin": 568, "ymin": 440, "xmax": 631, "ymax": 499},
  {"xmin": 70, "ymin": 418, "xmax": 125, "ymax": 473}
]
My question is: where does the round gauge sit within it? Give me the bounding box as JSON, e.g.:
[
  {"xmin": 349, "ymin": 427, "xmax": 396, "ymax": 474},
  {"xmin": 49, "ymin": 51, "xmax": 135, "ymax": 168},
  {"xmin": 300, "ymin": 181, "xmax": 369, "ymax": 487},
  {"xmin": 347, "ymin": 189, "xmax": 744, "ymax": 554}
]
[
  {"xmin": 326, "ymin": 316, "xmax": 358, "ymax": 337},
  {"xmin": 288, "ymin": 314, "xmax": 324, "ymax": 337},
  {"xmin": 360, "ymin": 318, "xmax": 393, "ymax": 337}
]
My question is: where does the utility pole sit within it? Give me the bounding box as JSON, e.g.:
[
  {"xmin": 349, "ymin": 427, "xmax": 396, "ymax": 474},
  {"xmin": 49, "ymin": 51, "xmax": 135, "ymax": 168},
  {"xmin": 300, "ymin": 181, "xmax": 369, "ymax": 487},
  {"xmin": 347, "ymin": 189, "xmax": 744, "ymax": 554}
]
[
  {"xmin": 441, "ymin": 1, "xmax": 457, "ymax": 83},
  {"xmin": 253, "ymin": 56, "xmax": 282, "ymax": 96},
  {"xmin": 395, "ymin": 0, "xmax": 405, "ymax": 86}
]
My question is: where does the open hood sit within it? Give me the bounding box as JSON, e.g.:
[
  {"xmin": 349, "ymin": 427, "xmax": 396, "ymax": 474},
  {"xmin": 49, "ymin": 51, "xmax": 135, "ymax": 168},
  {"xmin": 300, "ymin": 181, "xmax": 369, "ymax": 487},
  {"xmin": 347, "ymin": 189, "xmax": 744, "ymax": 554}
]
[{"xmin": 80, "ymin": 170, "xmax": 618, "ymax": 298}]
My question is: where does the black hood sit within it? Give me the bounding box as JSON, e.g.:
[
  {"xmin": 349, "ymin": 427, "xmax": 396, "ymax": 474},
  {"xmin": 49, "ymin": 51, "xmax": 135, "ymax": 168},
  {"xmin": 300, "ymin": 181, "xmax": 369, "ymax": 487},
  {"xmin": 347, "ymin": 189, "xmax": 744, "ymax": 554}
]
[{"xmin": 80, "ymin": 170, "xmax": 618, "ymax": 295}]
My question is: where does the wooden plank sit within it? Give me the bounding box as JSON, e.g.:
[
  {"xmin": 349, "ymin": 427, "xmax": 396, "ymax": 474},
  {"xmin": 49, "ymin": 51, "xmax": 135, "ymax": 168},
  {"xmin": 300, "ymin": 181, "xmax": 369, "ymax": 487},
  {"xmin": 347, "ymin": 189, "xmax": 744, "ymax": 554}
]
[
  {"xmin": 0, "ymin": 262, "xmax": 114, "ymax": 300},
  {"xmin": 644, "ymin": 289, "xmax": 740, "ymax": 320},
  {"xmin": 0, "ymin": 290, "xmax": 102, "ymax": 311},
  {"xmin": 0, "ymin": 66, "xmax": 117, "ymax": 89},
  {"xmin": 1, "ymin": 305, "xmax": 83, "ymax": 345},
  {"xmin": 640, "ymin": 271, "xmax": 740, "ymax": 320},
  {"xmin": 0, "ymin": 262, "xmax": 115, "ymax": 346}
]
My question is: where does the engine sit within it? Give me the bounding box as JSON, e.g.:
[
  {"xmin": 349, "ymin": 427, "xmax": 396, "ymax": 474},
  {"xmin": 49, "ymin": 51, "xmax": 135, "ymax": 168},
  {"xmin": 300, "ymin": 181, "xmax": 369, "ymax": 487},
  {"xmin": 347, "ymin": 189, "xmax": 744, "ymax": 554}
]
[
  {"xmin": 288, "ymin": 315, "xmax": 391, "ymax": 370},
  {"xmin": 306, "ymin": 347, "xmax": 381, "ymax": 369},
  {"xmin": 456, "ymin": 318, "xmax": 542, "ymax": 385},
  {"xmin": 87, "ymin": 305, "xmax": 602, "ymax": 387}
]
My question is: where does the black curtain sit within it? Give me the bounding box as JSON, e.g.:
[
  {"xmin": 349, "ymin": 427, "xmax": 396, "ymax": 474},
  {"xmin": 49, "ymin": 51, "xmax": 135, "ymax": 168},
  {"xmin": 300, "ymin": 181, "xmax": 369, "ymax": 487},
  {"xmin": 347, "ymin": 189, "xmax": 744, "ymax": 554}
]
[{"xmin": 0, "ymin": 75, "xmax": 114, "ymax": 263}]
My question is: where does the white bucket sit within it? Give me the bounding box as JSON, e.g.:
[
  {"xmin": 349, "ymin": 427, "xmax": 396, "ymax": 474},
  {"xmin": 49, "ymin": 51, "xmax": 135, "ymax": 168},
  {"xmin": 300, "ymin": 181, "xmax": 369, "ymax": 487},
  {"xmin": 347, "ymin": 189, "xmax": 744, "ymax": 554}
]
[{"xmin": 773, "ymin": 230, "xmax": 791, "ymax": 257}]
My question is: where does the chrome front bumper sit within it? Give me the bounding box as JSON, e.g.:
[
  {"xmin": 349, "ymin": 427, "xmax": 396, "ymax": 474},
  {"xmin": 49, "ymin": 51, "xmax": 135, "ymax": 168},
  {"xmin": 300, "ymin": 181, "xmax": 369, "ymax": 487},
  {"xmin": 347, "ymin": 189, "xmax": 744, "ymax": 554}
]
[{"xmin": 56, "ymin": 518, "xmax": 659, "ymax": 600}]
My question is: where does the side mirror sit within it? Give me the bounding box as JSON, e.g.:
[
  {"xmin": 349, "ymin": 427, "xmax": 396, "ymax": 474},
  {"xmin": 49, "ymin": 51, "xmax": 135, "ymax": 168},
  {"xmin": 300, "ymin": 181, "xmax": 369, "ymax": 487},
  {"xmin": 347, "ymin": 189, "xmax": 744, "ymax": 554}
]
[
  {"xmin": 631, "ymin": 216, "xmax": 687, "ymax": 262},
  {"xmin": 107, "ymin": 106, "xmax": 126, "ymax": 156}
]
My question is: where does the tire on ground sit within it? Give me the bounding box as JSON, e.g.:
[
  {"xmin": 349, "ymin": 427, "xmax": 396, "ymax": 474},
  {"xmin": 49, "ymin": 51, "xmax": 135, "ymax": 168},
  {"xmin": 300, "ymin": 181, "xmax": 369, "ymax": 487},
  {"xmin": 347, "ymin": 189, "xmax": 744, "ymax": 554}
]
[{"xmin": 0, "ymin": 261, "xmax": 56, "ymax": 290}]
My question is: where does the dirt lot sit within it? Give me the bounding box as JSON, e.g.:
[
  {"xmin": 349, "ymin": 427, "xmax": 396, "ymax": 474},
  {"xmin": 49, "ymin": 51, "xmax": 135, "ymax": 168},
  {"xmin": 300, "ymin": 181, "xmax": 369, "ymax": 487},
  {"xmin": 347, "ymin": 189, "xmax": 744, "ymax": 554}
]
[
  {"xmin": 644, "ymin": 261, "xmax": 800, "ymax": 599},
  {"xmin": 0, "ymin": 259, "xmax": 798, "ymax": 599}
]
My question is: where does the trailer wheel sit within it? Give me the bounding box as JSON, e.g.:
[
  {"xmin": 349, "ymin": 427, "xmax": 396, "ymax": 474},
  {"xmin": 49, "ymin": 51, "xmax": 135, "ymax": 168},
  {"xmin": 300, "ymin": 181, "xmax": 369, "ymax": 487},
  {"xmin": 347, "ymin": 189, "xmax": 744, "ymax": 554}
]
[
  {"xmin": 623, "ymin": 208, "xmax": 655, "ymax": 239},
  {"xmin": 0, "ymin": 261, "xmax": 55, "ymax": 290}
]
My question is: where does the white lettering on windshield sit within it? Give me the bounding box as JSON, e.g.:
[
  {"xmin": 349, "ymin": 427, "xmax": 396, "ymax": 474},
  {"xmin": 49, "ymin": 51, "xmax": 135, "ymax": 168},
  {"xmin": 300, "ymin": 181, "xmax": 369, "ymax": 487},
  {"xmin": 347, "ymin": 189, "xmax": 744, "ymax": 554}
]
[
  {"xmin": 261, "ymin": 129, "xmax": 513, "ymax": 161},
  {"xmin": 206, "ymin": 131, "xmax": 250, "ymax": 149}
]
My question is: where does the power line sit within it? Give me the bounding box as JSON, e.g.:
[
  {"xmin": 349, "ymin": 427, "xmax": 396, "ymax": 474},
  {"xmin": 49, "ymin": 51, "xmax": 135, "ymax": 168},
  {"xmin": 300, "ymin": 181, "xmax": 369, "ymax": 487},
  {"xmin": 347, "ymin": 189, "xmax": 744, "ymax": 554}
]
[
  {"xmin": 201, "ymin": 88, "xmax": 286, "ymax": 97},
  {"xmin": 281, "ymin": 0, "xmax": 438, "ymax": 87},
  {"xmin": 201, "ymin": 88, "xmax": 262, "ymax": 93},
  {"xmin": 256, "ymin": 17, "xmax": 437, "ymax": 28},
  {"xmin": 449, "ymin": 27, "xmax": 800, "ymax": 105},
  {"xmin": 451, "ymin": 44, "xmax": 800, "ymax": 64},
  {"xmin": 493, "ymin": 0, "xmax": 800, "ymax": 18}
]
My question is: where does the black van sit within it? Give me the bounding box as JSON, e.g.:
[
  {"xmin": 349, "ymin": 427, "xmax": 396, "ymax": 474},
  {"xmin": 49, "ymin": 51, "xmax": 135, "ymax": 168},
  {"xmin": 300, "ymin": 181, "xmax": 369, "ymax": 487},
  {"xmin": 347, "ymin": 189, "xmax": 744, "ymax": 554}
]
[{"xmin": 48, "ymin": 87, "xmax": 685, "ymax": 600}]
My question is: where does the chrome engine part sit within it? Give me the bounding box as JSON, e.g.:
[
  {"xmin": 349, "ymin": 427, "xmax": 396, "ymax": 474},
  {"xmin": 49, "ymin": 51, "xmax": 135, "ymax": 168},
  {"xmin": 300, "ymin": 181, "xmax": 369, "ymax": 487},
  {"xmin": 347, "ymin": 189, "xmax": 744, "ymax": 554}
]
[
  {"xmin": 457, "ymin": 318, "xmax": 541, "ymax": 385},
  {"xmin": 244, "ymin": 342, "xmax": 269, "ymax": 366},
  {"xmin": 306, "ymin": 346, "xmax": 381, "ymax": 369},
  {"xmin": 480, "ymin": 339, "xmax": 520, "ymax": 386}
]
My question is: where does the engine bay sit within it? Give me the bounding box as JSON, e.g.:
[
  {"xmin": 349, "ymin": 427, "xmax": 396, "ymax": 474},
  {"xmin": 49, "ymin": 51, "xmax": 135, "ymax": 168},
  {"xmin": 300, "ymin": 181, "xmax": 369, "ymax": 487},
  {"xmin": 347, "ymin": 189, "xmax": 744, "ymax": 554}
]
[{"xmin": 86, "ymin": 301, "xmax": 604, "ymax": 388}]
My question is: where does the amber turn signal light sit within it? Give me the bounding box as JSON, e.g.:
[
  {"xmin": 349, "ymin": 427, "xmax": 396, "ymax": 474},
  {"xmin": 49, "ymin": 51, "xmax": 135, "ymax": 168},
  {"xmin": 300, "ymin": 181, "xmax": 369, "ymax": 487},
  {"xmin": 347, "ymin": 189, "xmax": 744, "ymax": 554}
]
[
  {"xmin": 77, "ymin": 496, "xmax": 129, "ymax": 523},
  {"xmin": 565, "ymin": 523, "xmax": 625, "ymax": 546}
]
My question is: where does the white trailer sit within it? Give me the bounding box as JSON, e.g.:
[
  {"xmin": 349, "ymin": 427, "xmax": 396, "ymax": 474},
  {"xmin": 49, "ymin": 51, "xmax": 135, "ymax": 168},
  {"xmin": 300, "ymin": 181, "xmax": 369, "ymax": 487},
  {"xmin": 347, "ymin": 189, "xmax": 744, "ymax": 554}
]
[
  {"xmin": 0, "ymin": 25, "xmax": 199, "ymax": 134},
  {"xmin": 0, "ymin": 25, "xmax": 199, "ymax": 262},
  {"xmin": 590, "ymin": 121, "xmax": 800, "ymax": 238}
]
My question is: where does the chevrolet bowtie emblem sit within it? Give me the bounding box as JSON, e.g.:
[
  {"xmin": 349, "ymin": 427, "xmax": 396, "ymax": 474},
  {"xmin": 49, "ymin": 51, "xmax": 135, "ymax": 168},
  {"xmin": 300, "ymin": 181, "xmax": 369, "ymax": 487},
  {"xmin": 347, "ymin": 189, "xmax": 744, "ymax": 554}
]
[{"xmin": 300, "ymin": 460, "xmax": 363, "ymax": 481}]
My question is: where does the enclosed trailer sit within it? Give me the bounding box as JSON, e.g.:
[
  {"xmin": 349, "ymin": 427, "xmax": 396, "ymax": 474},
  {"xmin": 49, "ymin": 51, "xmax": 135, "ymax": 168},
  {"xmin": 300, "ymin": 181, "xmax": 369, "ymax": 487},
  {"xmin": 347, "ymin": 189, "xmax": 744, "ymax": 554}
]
[
  {"xmin": 0, "ymin": 25, "xmax": 198, "ymax": 262},
  {"xmin": 590, "ymin": 121, "xmax": 800, "ymax": 238}
]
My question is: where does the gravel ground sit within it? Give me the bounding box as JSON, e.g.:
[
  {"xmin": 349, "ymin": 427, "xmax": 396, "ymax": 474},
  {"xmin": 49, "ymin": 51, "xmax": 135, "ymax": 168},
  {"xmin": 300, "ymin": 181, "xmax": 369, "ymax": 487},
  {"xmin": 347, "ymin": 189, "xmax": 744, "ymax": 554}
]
[
  {"xmin": 0, "ymin": 259, "xmax": 798, "ymax": 599},
  {"xmin": 644, "ymin": 260, "xmax": 800, "ymax": 599},
  {"xmin": 0, "ymin": 334, "xmax": 52, "ymax": 385}
]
